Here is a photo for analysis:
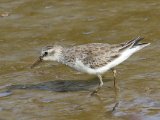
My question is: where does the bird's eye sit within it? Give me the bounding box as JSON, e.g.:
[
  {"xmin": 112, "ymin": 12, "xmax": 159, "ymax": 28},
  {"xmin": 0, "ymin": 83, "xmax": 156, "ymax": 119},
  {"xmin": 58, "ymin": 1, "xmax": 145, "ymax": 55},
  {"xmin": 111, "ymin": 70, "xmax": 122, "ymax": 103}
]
[{"xmin": 44, "ymin": 52, "xmax": 48, "ymax": 56}]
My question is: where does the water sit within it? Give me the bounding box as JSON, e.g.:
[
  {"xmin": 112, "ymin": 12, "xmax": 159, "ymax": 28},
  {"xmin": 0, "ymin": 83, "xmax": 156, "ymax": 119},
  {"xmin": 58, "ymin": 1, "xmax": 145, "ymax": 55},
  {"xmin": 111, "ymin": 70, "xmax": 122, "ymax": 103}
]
[{"xmin": 0, "ymin": 0, "xmax": 160, "ymax": 120}]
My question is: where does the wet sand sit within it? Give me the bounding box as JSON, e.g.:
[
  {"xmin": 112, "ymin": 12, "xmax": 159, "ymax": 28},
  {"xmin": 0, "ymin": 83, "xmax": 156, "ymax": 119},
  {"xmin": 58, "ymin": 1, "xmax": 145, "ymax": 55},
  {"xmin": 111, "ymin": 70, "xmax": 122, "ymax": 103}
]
[{"xmin": 0, "ymin": 0, "xmax": 160, "ymax": 120}]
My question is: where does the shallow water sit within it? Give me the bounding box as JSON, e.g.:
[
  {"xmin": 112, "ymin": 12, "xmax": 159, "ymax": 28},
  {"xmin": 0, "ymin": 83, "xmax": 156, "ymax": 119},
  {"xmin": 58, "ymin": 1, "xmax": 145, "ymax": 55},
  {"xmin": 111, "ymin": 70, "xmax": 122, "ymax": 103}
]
[{"xmin": 0, "ymin": 0, "xmax": 160, "ymax": 120}]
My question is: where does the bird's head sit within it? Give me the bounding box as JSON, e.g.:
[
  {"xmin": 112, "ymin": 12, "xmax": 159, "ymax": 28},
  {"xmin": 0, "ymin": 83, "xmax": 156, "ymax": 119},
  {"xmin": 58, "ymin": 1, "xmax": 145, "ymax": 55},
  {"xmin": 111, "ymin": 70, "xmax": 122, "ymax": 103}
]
[{"xmin": 31, "ymin": 45, "xmax": 63, "ymax": 68}]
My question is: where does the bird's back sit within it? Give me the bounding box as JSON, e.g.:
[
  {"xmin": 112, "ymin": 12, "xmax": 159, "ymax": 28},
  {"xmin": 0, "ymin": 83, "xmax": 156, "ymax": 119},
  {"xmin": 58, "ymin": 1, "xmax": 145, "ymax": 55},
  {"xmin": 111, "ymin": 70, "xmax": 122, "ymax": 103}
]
[
  {"xmin": 59, "ymin": 37, "xmax": 150, "ymax": 74},
  {"xmin": 61, "ymin": 43, "xmax": 121, "ymax": 71}
]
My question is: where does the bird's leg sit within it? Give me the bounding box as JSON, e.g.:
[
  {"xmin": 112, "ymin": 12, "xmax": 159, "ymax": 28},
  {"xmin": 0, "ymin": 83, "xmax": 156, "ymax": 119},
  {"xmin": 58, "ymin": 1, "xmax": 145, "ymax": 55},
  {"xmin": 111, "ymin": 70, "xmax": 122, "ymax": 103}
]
[
  {"xmin": 111, "ymin": 68, "xmax": 120, "ymax": 111},
  {"xmin": 112, "ymin": 68, "xmax": 117, "ymax": 88},
  {"xmin": 91, "ymin": 75, "xmax": 103, "ymax": 95},
  {"xmin": 111, "ymin": 68, "xmax": 120, "ymax": 92}
]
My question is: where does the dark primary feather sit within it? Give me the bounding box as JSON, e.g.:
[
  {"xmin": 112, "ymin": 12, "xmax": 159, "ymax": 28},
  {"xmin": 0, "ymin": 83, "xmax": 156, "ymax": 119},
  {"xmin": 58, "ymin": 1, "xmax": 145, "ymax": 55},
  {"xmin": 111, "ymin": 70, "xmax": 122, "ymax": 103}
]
[
  {"xmin": 119, "ymin": 37, "xmax": 144, "ymax": 52},
  {"xmin": 131, "ymin": 37, "xmax": 144, "ymax": 47}
]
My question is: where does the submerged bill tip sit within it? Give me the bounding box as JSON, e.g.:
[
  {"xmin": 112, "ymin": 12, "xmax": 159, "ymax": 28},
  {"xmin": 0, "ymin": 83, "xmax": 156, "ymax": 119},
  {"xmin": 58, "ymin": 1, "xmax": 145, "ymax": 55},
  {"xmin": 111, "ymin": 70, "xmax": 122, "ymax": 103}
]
[{"xmin": 30, "ymin": 56, "xmax": 43, "ymax": 69}]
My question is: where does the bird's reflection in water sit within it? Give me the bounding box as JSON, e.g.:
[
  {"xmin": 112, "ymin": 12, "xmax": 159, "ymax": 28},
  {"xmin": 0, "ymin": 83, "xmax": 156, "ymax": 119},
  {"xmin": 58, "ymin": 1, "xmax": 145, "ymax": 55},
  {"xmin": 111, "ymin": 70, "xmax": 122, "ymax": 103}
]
[
  {"xmin": 6, "ymin": 78, "xmax": 120, "ymax": 112},
  {"xmin": 7, "ymin": 78, "xmax": 113, "ymax": 92}
]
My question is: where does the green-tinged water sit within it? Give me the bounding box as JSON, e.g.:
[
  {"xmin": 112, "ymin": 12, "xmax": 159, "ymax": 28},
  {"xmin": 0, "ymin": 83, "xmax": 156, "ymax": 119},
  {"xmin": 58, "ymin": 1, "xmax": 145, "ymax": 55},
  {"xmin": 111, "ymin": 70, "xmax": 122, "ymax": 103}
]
[{"xmin": 0, "ymin": 0, "xmax": 160, "ymax": 120}]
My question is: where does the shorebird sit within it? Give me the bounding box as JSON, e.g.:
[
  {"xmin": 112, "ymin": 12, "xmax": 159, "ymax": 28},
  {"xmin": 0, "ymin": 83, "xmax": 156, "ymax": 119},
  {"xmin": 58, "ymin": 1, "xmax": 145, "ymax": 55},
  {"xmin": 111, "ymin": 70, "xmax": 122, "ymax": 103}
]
[{"xmin": 31, "ymin": 37, "xmax": 150, "ymax": 95}]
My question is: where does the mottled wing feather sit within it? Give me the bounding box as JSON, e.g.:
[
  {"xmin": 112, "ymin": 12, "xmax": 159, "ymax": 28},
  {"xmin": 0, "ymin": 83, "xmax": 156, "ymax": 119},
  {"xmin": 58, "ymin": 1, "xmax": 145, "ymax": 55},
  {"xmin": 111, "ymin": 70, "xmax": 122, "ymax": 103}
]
[
  {"xmin": 62, "ymin": 37, "xmax": 145, "ymax": 69},
  {"xmin": 83, "ymin": 48, "xmax": 119, "ymax": 69},
  {"xmin": 63, "ymin": 43, "xmax": 123, "ymax": 69},
  {"xmin": 80, "ymin": 44, "xmax": 120, "ymax": 69}
]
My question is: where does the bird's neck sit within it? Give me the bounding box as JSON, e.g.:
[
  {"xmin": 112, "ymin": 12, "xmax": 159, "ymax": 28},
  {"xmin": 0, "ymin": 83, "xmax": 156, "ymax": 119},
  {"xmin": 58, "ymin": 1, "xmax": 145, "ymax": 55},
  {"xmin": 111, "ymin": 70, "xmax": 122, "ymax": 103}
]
[{"xmin": 54, "ymin": 47, "xmax": 64, "ymax": 62}]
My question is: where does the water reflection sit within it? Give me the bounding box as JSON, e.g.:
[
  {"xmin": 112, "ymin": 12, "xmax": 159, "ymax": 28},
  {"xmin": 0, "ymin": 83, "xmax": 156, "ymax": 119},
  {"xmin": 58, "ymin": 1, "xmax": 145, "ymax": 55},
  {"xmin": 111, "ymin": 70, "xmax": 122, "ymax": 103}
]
[
  {"xmin": 0, "ymin": 0, "xmax": 160, "ymax": 119},
  {"xmin": 7, "ymin": 78, "xmax": 112, "ymax": 92}
]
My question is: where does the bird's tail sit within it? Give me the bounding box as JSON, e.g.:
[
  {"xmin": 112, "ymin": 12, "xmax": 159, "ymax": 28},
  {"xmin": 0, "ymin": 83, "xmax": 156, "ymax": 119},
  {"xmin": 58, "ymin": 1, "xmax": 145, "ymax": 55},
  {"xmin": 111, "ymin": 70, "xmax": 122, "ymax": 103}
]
[{"xmin": 119, "ymin": 37, "xmax": 150, "ymax": 52}]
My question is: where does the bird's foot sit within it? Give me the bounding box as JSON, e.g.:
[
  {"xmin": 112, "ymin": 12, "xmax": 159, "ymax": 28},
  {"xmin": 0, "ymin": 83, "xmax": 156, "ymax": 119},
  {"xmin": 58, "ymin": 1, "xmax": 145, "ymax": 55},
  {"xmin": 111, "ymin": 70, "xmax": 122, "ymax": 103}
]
[
  {"xmin": 90, "ymin": 90, "xmax": 98, "ymax": 96},
  {"xmin": 90, "ymin": 87, "xmax": 101, "ymax": 96}
]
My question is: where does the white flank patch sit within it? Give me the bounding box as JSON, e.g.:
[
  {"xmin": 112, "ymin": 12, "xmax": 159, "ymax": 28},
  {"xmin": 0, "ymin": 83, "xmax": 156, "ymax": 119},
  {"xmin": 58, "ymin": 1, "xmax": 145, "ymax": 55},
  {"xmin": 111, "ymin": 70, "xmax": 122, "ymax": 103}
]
[{"xmin": 73, "ymin": 59, "xmax": 95, "ymax": 74}]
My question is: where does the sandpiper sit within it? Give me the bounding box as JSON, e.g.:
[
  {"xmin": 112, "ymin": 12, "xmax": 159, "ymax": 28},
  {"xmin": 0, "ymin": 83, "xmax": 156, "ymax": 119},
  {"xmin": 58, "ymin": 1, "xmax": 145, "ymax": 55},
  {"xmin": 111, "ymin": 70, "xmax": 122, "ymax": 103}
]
[{"xmin": 31, "ymin": 37, "xmax": 150, "ymax": 94}]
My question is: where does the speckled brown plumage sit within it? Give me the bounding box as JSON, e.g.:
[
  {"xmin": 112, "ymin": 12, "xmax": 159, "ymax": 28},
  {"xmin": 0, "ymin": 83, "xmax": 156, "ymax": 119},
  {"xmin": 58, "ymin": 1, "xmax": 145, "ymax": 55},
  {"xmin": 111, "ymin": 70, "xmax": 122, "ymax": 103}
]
[{"xmin": 61, "ymin": 43, "xmax": 123, "ymax": 69}]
